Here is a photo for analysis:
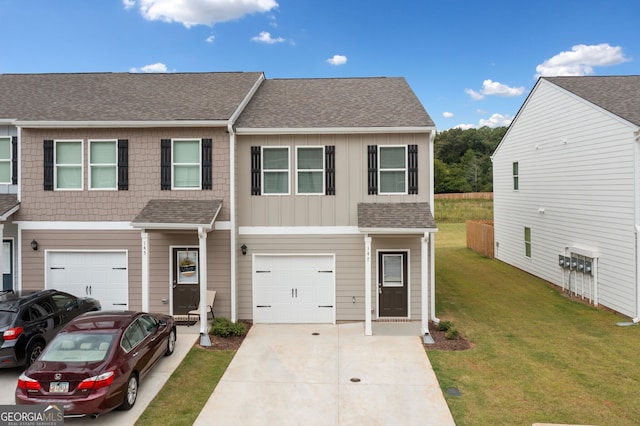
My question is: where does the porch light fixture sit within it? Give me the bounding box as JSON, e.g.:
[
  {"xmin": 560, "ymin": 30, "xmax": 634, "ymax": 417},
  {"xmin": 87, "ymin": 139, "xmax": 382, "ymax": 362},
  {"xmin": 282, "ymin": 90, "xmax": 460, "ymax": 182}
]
[
  {"xmin": 241, "ymin": 244, "xmax": 247, "ymax": 256},
  {"xmin": 30, "ymin": 239, "xmax": 38, "ymax": 251}
]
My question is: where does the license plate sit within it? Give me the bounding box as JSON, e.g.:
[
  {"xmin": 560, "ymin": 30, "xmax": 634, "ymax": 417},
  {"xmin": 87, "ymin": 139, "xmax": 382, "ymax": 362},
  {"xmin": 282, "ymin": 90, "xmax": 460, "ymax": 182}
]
[{"xmin": 49, "ymin": 382, "xmax": 69, "ymax": 393}]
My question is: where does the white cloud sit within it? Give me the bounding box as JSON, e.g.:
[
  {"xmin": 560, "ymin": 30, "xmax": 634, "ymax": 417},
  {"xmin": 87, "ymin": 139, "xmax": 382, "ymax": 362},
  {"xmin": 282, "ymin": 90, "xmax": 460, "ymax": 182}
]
[
  {"xmin": 442, "ymin": 112, "xmax": 454, "ymax": 118},
  {"xmin": 129, "ymin": 62, "xmax": 168, "ymax": 73},
  {"xmin": 465, "ymin": 80, "xmax": 525, "ymax": 100},
  {"xmin": 535, "ymin": 43, "xmax": 629, "ymax": 77},
  {"xmin": 125, "ymin": 0, "xmax": 278, "ymax": 28},
  {"xmin": 479, "ymin": 113, "xmax": 513, "ymax": 128},
  {"xmin": 206, "ymin": 35, "xmax": 215, "ymax": 43},
  {"xmin": 454, "ymin": 123, "xmax": 475, "ymax": 130},
  {"xmin": 251, "ymin": 31, "xmax": 285, "ymax": 44},
  {"xmin": 327, "ymin": 55, "xmax": 347, "ymax": 66}
]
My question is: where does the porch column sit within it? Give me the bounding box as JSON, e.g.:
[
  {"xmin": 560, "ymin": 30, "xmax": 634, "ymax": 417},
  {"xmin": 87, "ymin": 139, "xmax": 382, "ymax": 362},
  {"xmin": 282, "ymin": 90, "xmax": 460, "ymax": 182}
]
[
  {"xmin": 198, "ymin": 227, "xmax": 211, "ymax": 346},
  {"xmin": 141, "ymin": 230, "xmax": 149, "ymax": 312},
  {"xmin": 421, "ymin": 232, "xmax": 430, "ymax": 336},
  {"xmin": 364, "ymin": 234, "xmax": 372, "ymax": 336}
]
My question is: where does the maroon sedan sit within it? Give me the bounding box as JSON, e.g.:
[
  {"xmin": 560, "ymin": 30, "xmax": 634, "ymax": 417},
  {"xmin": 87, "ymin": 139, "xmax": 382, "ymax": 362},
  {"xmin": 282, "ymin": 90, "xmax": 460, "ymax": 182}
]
[{"xmin": 15, "ymin": 311, "xmax": 176, "ymax": 417}]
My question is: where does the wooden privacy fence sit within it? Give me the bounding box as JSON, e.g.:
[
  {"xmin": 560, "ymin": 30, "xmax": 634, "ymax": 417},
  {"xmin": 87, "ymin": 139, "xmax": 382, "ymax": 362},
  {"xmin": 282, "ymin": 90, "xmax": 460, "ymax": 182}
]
[{"xmin": 466, "ymin": 220, "xmax": 494, "ymax": 258}]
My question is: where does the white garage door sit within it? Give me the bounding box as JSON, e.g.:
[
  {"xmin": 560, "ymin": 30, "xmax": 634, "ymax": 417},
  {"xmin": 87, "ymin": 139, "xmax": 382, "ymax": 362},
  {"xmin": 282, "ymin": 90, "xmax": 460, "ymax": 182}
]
[
  {"xmin": 253, "ymin": 255, "xmax": 335, "ymax": 324},
  {"xmin": 47, "ymin": 252, "xmax": 129, "ymax": 310}
]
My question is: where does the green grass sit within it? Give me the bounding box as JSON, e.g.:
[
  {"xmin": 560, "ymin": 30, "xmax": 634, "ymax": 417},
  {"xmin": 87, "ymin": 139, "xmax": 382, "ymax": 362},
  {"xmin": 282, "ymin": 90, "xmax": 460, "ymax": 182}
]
[
  {"xmin": 431, "ymin": 223, "xmax": 640, "ymax": 425},
  {"xmin": 135, "ymin": 347, "xmax": 234, "ymax": 426},
  {"xmin": 434, "ymin": 198, "xmax": 493, "ymax": 223}
]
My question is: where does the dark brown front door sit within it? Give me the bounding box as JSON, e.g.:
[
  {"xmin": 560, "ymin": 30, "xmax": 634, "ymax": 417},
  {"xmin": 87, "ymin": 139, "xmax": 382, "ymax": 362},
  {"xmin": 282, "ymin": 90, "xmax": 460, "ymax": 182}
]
[
  {"xmin": 378, "ymin": 252, "xmax": 408, "ymax": 317},
  {"xmin": 173, "ymin": 248, "xmax": 200, "ymax": 315}
]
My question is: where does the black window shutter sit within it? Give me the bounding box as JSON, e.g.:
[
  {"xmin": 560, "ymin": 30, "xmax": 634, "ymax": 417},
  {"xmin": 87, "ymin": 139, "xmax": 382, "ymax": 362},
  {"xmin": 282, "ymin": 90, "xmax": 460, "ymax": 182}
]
[
  {"xmin": 251, "ymin": 146, "xmax": 261, "ymax": 195},
  {"xmin": 117, "ymin": 139, "xmax": 129, "ymax": 190},
  {"xmin": 202, "ymin": 139, "xmax": 212, "ymax": 190},
  {"xmin": 325, "ymin": 145, "xmax": 335, "ymax": 195},
  {"xmin": 367, "ymin": 145, "xmax": 378, "ymax": 195},
  {"xmin": 408, "ymin": 144, "xmax": 418, "ymax": 194},
  {"xmin": 161, "ymin": 139, "xmax": 171, "ymax": 190},
  {"xmin": 11, "ymin": 136, "xmax": 17, "ymax": 185},
  {"xmin": 43, "ymin": 140, "xmax": 54, "ymax": 191}
]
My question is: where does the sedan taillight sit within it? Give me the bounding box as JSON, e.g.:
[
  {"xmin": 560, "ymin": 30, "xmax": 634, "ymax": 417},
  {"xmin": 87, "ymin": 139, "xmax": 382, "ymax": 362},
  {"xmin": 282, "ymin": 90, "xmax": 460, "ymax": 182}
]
[
  {"xmin": 3, "ymin": 327, "xmax": 23, "ymax": 340},
  {"xmin": 76, "ymin": 371, "xmax": 115, "ymax": 390},
  {"xmin": 17, "ymin": 373, "xmax": 41, "ymax": 391}
]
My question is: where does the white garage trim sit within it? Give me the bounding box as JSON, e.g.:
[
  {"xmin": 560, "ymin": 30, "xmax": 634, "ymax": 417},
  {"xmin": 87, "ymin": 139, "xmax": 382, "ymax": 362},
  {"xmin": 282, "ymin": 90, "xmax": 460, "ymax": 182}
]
[{"xmin": 252, "ymin": 254, "xmax": 336, "ymax": 324}]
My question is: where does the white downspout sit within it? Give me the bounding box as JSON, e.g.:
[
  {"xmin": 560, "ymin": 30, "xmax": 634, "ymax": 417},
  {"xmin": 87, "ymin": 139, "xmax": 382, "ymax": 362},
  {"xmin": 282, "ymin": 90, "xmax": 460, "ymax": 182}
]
[
  {"xmin": 428, "ymin": 130, "xmax": 440, "ymax": 324},
  {"xmin": 634, "ymin": 130, "xmax": 640, "ymax": 323}
]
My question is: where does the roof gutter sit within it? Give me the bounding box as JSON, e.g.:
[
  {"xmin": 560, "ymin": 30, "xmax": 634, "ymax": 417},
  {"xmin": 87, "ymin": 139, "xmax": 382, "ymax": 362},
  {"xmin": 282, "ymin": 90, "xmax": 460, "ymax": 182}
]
[
  {"xmin": 14, "ymin": 120, "xmax": 229, "ymax": 129},
  {"xmin": 235, "ymin": 126, "xmax": 436, "ymax": 135}
]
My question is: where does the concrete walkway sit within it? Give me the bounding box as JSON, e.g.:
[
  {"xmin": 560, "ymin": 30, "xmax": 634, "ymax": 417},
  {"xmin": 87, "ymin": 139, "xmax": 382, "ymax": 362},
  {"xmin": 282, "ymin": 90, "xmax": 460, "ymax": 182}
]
[{"xmin": 194, "ymin": 323, "xmax": 455, "ymax": 426}]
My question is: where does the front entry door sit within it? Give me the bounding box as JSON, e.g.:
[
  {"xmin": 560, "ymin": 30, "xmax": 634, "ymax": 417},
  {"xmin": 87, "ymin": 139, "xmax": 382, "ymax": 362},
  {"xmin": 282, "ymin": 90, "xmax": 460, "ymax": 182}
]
[
  {"xmin": 173, "ymin": 248, "xmax": 200, "ymax": 315},
  {"xmin": 378, "ymin": 252, "xmax": 408, "ymax": 317}
]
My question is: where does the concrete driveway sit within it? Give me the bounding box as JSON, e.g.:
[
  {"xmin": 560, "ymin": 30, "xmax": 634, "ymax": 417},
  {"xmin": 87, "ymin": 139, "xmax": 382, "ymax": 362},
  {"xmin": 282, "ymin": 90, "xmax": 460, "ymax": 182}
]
[
  {"xmin": 0, "ymin": 325, "xmax": 199, "ymax": 425},
  {"xmin": 194, "ymin": 323, "xmax": 455, "ymax": 426}
]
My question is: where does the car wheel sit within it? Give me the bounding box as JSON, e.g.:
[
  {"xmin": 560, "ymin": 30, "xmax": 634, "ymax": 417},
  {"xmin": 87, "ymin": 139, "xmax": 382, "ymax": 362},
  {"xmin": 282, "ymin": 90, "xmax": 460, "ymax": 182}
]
[
  {"xmin": 165, "ymin": 329, "xmax": 176, "ymax": 356},
  {"xmin": 120, "ymin": 374, "xmax": 138, "ymax": 411},
  {"xmin": 26, "ymin": 342, "xmax": 45, "ymax": 367}
]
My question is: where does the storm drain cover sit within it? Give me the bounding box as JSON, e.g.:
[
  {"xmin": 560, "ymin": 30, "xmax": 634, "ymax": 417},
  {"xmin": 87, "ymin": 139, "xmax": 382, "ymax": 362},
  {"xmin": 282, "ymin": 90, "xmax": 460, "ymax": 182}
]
[
  {"xmin": 312, "ymin": 332, "xmax": 320, "ymax": 335},
  {"xmin": 350, "ymin": 378, "xmax": 361, "ymax": 383},
  {"xmin": 446, "ymin": 387, "xmax": 462, "ymax": 396}
]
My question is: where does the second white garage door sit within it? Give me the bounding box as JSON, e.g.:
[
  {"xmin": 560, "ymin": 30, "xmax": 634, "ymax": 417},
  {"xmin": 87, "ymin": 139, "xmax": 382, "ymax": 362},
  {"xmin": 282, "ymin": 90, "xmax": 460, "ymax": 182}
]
[
  {"xmin": 47, "ymin": 251, "xmax": 129, "ymax": 310},
  {"xmin": 253, "ymin": 254, "xmax": 335, "ymax": 324}
]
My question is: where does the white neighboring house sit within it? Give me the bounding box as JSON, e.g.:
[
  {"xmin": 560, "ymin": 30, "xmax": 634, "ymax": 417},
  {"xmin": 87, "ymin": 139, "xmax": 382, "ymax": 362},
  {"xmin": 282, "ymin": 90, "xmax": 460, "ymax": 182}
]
[{"xmin": 492, "ymin": 76, "xmax": 640, "ymax": 319}]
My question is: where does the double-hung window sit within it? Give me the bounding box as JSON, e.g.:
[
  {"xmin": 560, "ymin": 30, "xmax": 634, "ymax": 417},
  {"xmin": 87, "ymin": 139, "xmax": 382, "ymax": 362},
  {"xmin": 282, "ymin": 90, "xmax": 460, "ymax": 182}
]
[
  {"xmin": 0, "ymin": 137, "xmax": 10, "ymax": 184},
  {"xmin": 55, "ymin": 140, "xmax": 83, "ymax": 190},
  {"xmin": 173, "ymin": 139, "xmax": 201, "ymax": 189},
  {"xmin": 296, "ymin": 147, "xmax": 324, "ymax": 194},
  {"xmin": 513, "ymin": 162, "xmax": 519, "ymax": 190},
  {"xmin": 524, "ymin": 227, "xmax": 532, "ymax": 258},
  {"xmin": 379, "ymin": 146, "xmax": 407, "ymax": 194},
  {"xmin": 262, "ymin": 147, "xmax": 289, "ymax": 194},
  {"xmin": 89, "ymin": 140, "xmax": 117, "ymax": 190}
]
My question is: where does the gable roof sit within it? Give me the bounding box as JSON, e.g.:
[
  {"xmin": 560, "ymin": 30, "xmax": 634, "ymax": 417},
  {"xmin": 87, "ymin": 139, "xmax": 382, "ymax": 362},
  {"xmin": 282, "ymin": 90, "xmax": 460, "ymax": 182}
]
[
  {"xmin": 235, "ymin": 77, "xmax": 434, "ymax": 130},
  {"xmin": 544, "ymin": 76, "xmax": 640, "ymax": 126},
  {"xmin": 0, "ymin": 72, "xmax": 263, "ymax": 122}
]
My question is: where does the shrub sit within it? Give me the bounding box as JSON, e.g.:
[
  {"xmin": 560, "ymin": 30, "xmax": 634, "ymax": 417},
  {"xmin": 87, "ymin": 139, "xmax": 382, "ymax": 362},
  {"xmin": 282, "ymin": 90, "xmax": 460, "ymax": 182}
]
[
  {"xmin": 437, "ymin": 320, "xmax": 454, "ymax": 332},
  {"xmin": 209, "ymin": 317, "xmax": 247, "ymax": 337},
  {"xmin": 446, "ymin": 328, "xmax": 460, "ymax": 340}
]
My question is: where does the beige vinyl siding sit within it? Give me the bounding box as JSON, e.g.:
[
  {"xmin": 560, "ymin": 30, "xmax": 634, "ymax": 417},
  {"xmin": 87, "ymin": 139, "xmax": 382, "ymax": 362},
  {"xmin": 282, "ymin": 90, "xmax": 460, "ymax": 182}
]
[
  {"xmin": 237, "ymin": 233, "xmax": 425, "ymax": 321},
  {"xmin": 236, "ymin": 132, "xmax": 431, "ymax": 227},
  {"xmin": 493, "ymin": 79, "xmax": 639, "ymax": 317}
]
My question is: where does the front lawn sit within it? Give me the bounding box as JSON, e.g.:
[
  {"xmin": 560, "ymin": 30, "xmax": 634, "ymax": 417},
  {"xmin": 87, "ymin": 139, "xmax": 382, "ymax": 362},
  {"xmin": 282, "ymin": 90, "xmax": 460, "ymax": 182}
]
[{"xmin": 430, "ymin": 223, "xmax": 640, "ymax": 425}]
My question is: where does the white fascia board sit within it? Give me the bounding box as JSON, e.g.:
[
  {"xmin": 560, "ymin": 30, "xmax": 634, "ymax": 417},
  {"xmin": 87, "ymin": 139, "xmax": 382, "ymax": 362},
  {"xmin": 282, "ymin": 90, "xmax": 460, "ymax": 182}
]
[
  {"xmin": 14, "ymin": 120, "xmax": 229, "ymax": 129},
  {"xmin": 358, "ymin": 227, "xmax": 439, "ymax": 234},
  {"xmin": 0, "ymin": 119, "xmax": 17, "ymax": 125},
  {"xmin": 239, "ymin": 226, "xmax": 359, "ymax": 235},
  {"xmin": 0, "ymin": 204, "xmax": 20, "ymax": 221},
  {"xmin": 131, "ymin": 222, "xmax": 215, "ymax": 231},
  {"xmin": 16, "ymin": 221, "xmax": 133, "ymax": 230},
  {"xmin": 235, "ymin": 126, "xmax": 436, "ymax": 135}
]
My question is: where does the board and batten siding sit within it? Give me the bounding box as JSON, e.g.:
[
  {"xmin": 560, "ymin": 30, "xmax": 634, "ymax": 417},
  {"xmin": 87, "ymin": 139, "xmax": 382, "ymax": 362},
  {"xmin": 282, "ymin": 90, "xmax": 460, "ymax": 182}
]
[
  {"xmin": 493, "ymin": 79, "xmax": 639, "ymax": 317},
  {"xmin": 236, "ymin": 133, "xmax": 432, "ymax": 228}
]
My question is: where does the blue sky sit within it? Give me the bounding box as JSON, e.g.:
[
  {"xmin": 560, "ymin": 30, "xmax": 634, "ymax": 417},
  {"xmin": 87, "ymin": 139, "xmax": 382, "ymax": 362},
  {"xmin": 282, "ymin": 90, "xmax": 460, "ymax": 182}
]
[{"xmin": 1, "ymin": 0, "xmax": 638, "ymax": 130}]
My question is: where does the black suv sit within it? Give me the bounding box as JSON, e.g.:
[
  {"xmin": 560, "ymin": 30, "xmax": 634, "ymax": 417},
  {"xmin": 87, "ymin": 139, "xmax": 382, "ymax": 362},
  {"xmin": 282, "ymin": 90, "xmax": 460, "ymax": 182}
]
[{"xmin": 0, "ymin": 289, "xmax": 101, "ymax": 368}]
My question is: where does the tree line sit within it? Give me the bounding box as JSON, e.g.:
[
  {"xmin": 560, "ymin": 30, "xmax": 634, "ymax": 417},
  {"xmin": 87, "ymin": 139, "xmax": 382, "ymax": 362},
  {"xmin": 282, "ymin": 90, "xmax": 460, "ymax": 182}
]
[{"xmin": 434, "ymin": 126, "xmax": 507, "ymax": 193}]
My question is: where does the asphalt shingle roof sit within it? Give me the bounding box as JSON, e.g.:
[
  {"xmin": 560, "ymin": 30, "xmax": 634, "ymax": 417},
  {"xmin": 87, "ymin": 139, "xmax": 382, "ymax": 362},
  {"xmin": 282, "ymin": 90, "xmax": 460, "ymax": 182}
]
[
  {"xmin": 544, "ymin": 76, "xmax": 640, "ymax": 126},
  {"xmin": 131, "ymin": 199, "xmax": 222, "ymax": 229},
  {"xmin": 0, "ymin": 72, "xmax": 263, "ymax": 122},
  {"xmin": 357, "ymin": 202, "xmax": 436, "ymax": 231},
  {"xmin": 0, "ymin": 194, "xmax": 18, "ymax": 218},
  {"xmin": 236, "ymin": 77, "xmax": 434, "ymax": 129}
]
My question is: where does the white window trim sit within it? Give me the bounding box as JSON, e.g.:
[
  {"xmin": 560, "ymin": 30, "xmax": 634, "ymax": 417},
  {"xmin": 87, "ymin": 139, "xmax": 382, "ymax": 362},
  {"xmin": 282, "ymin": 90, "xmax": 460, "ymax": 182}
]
[
  {"xmin": 54, "ymin": 139, "xmax": 84, "ymax": 191},
  {"xmin": 378, "ymin": 145, "xmax": 408, "ymax": 195},
  {"xmin": 295, "ymin": 146, "xmax": 325, "ymax": 195},
  {"xmin": 261, "ymin": 146, "xmax": 290, "ymax": 195},
  {"xmin": 172, "ymin": 138, "xmax": 202, "ymax": 190},
  {"xmin": 88, "ymin": 139, "xmax": 118, "ymax": 191},
  {"xmin": 0, "ymin": 137, "xmax": 11, "ymax": 184}
]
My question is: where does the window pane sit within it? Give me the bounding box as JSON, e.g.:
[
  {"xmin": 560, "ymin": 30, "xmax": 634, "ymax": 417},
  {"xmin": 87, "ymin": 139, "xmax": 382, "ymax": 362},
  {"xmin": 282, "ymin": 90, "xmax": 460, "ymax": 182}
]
[
  {"xmin": 91, "ymin": 166, "xmax": 116, "ymax": 189},
  {"xmin": 174, "ymin": 165, "xmax": 200, "ymax": 188},
  {"xmin": 0, "ymin": 138, "xmax": 10, "ymax": 160},
  {"xmin": 513, "ymin": 162, "xmax": 519, "ymax": 175},
  {"xmin": 57, "ymin": 167, "xmax": 82, "ymax": 189},
  {"xmin": 298, "ymin": 148, "xmax": 323, "ymax": 169},
  {"xmin": 264, "ymin": 171, "xmax": 288, "ymax": 194},
  {"xmin": 56, "ymin": 141, "xmax": 82, "ymax": 165},
  {"xmin": 380, "ymin": 147, "xmax": 405, "ymax": 169},
  {"xmin": 380, "ymin": 170, "xmax": 406, "ymax": 193},
  {"xmin": 263, "ymin": 148, "xmax": 288, "ymax": 170},
  {"xmin": 298, "ymin": 171, "xmax": 323, "ymax": 193},
  {"xmin": 90, "ymin": 141, "xmax": 116, "ymax": 163},
  {"xmin": 174, "ymin": 140, "xmax": 200, "ymax": 163},
  {"xmin": 0, "ymin": 163, "xmax": 10, "ymax": 183},
  {"xmin": 524, "ymin": 227, "xmax": 531, "ymax": 242}
]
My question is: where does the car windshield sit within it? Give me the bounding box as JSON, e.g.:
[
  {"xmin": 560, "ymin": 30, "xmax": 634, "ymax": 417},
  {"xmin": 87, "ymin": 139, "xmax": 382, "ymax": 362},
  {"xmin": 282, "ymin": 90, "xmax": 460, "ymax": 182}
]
[{"xmin": 40, "ymin": 333, "xmax": 116, "ymax": 363}]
